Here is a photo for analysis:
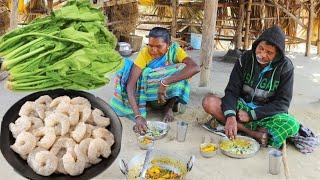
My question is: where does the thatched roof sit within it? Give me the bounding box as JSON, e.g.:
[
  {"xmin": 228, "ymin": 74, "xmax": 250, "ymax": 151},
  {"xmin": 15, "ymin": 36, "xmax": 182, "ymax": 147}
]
[
  {"xmin": 138, "ymin": 0, "xmax": 320, "ymax": 48},
  {"xmin": 0, "ymin": 0, "xmax": 10, "ymax": 35}
]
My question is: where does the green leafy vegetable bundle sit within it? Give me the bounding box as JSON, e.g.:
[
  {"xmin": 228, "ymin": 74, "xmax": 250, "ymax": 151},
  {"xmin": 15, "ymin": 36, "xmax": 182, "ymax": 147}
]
[{"xmin": 0, "ymin": 0, "xmax": 123, "ymax": 91}]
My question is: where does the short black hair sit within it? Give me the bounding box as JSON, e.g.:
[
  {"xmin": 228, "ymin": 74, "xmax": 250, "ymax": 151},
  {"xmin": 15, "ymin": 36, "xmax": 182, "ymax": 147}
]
[{"xmin": 148, "ymin": 27, "xmax": 171, "ymax": 44}]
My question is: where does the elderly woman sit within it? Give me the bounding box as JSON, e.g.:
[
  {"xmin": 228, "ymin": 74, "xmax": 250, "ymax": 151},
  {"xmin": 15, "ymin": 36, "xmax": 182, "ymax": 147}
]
[{"xmin": 110, "ymin": 27, "xmax": 200, "ymax": 134}]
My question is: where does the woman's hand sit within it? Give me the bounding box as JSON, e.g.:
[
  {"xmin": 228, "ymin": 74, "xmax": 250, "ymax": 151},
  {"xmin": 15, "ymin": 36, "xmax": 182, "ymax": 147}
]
[
  {"xmin": 134, "ymin": 116, "xmax": 148, "ymax": 135},
  {"xmin": 158, "ymin": 80, "xmax": 168, "ymax": 104}
]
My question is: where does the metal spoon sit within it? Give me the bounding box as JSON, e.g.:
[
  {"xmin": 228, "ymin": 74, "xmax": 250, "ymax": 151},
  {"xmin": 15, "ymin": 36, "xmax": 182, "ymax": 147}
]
[{"xmin": 139, "ymin": 146, "xmax": 154, "ymax": 178}]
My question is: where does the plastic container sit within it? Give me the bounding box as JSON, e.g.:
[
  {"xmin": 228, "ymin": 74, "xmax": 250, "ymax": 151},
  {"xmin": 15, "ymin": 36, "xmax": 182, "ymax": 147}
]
[{"xmin": 190, "ymin": 33, "xmax": 202, "ymax": 50}]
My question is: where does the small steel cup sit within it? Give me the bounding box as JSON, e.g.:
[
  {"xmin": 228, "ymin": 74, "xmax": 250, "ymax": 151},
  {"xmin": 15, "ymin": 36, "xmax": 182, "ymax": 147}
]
[
  {"xmin": 269, "ymin": 149, "xmax": 282, "ymax": 175},
  {"xmin": 176, "ymin": 121, "xmax": 188, "ymax": 142}
]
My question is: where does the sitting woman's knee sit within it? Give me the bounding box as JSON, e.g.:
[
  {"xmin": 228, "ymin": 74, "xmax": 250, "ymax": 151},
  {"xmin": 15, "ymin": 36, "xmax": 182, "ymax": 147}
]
[{"xmin": 202, "ymin": 93, "xmax": 221, "ymax": 114}]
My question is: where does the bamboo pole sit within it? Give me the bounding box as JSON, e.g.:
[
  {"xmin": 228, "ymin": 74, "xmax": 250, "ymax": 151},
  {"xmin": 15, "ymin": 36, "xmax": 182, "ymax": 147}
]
[
  {"xmin": 275, "ymin": 0, "xmax": 280, "ymax": 25},
  {"xmin": 272, "ymin": 0, "xmax": 307, "ymax": 29},
  {"xmin": 171, "ymin": 0, "xmax": 178, "ymax": 38},
  {"xmin": 261, "ymin": 0, "xmax": 266, "ymax": 30},
  {"xmin": 306, "ymin": 0, "xmax": 315, "ymax": 57},
  {"xmin": 9, "ymin": 0, "xmax": 19, "ymax": 30},
  {"xmin": 235, "ymin": 0, "xmax": 244, "ymax": 50},
  {"xmin": 282, "ymin": 141, "xmax": 290, "ymax": 179},
  {"xmin": 48, "ymin": 0, "xmax": 53, "ymax": 14},
  {"xmin": 199, "ymin": 0, "xmax": 218, "ymax": 87},
  {"xmin": 318, "ymin": 18, "xmax": 320, "ymax": 55},
  {"xmin": 244, "ymin": 0, "xmax": 252, "ymax": 50}
]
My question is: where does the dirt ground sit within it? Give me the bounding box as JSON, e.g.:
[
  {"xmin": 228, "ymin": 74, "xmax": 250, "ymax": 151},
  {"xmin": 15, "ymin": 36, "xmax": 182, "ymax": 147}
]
[{"xmin": 1, "ymin": 49, "xmax": 320, "ymax": 180}]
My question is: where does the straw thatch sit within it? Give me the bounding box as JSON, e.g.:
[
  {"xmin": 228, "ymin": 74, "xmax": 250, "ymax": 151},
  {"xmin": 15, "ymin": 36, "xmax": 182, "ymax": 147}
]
[
  {"xmin": 0, "ymin": 0, "xmax": 10, "ymax": 35},
  {"xmin": 104, "ymin": 2, "xmax": 139, "ymax": 38},
  {"xmin": 24, "ymin": 0, "xmax": 47, "ymax": 23},
  {"xmin": 139, "ymin": 0, "xmax": 320, "ymax": 49}
]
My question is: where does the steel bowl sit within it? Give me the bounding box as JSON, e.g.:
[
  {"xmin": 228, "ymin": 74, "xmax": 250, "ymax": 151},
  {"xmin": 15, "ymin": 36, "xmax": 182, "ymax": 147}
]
[
  {"xmin": 199, "ymin": 143, "xmax": 218, "ymax": 158},
  {"xmin": 137, "ymin": 136, "xmax": 154, "ymax": 150},
  {"xmin": 119, "ymin": 149, "xmax": 195, "ymax": 179},
  {"xmin": 219, "ymin": 135, "xmax": 260, "ymax": 159},
  {"xmin": 135, "ymin": 121, "xmax": 170, "ymax": 140},
  {"xmin": 0, "ymin": 89, "xmax": 122, "ymax": 180}
]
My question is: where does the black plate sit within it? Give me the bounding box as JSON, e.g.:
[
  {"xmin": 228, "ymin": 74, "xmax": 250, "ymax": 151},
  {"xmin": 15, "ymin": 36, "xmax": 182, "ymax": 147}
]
[{"xmin": 0, "ymin": 89, "xmax": 122, "ymax": 180}]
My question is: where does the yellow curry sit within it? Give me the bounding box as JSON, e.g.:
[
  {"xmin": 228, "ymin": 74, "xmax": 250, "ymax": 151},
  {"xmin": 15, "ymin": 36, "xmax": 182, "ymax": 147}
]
[
  {"xmin": 200, "ymin": 143, "xmax": 217, "ymax": 153},
  {"xmin": 146, "ymin": 165, "xmax": 180, "ymax": 179}
]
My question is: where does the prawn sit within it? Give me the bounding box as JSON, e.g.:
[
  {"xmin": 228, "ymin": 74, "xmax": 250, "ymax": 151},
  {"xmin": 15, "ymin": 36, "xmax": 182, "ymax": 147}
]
[
  {"xmin": 45, "ymin": 112, "xmax": 70, "ymax": 136},
  {"xmin": 71, "ymin": 122, "xmax": 86, "ymax": 143},
  {"xmin": 11, "ymin": 131, "xmax": 36, "ymax": 156},
  {"xmin": 57, "ymin": 105, "xmax": 80, "ymax": 126},
  {"xmin": 50, "ymin": 96, "xmax": 71, "ymax": 109},
  {"xmin": 9, "ymin": 116, "xmax": 31, "ymax": 138},
  {"xmin": 35, "ymin": 95, "xmax": 52, "ymax": 108},
  {"xmin": 32, "ymin": 151, "xmax": 58, "ymax": 176},
  {"xmin": 88, "ymin": 138, "xmax": 111, "ymax": 164},
  {"xmin": 79, "ymin": 138, "xmax": 92, "ymax": 168},
  {"xmin": 19, "ymin": 101, "xmax": 44, "ymax": 118},
  {"xmin": 83, "ymin": 124, "xmax": 94, "ymax": 139},
  {"xmin": 29, "ymin": 117, "xmax": 44, "ymax": 131},
  {"xmin": 92, "ymin": 108, "xmax": 110, "ymax": 127},
  {"xmin": 50, "ymin": 137, "xmax": 76, "ymax": 158},
  {"xmin": 92, "ymin": 128, "xmax": 115, "ymax": 146},
  {"xmin": 33, "ymin": 127, "xmax": 56, "ymax": 149},
  {"xmin": 51, "ymin": 137, "xmax": 75, "ymax": 175},
  {"xmin": 70, "ymin": 97, "xmax": 91, "ymax": 107},
  {"xmin": 76, "ymin": 105, "xmax": 91, "ymax": 123},
  {"xmin": 27, "ymin": 147, "xmax": 46, "ymax": 170},
  {"xmin": 62, "ymin": 145, "xmax": 86, "ymax": 176}
]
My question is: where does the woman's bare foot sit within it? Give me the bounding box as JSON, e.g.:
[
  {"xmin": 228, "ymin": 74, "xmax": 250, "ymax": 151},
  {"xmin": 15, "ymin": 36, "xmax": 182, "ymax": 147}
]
[
  {"xmin": 163, "ymin": 108, "xmax": 174, "ymax": 122},
  {"xmin": 162, "ymin": 98, "xmax": 176, "ymax": 122}
]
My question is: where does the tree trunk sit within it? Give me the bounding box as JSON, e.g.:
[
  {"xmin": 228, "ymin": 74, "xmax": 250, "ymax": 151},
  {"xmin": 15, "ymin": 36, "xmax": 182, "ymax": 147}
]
[
  {"xmin": 199, "ymin": 0, "xmax": 218, "ymax": 87},
  {"xmin": 171, "ymin": 0, "xmax": 178, "ymax": 38},
  {"xmin": 235, "ymin": 0, "xmax": 244, "ymax": 50},
  {"xmin": 306, "ymin": 0, "xmax": 314, "ymax": 57},
  {"xmin": 9, "ymin": 0, "xmax": 19, "ymax": 30}
]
